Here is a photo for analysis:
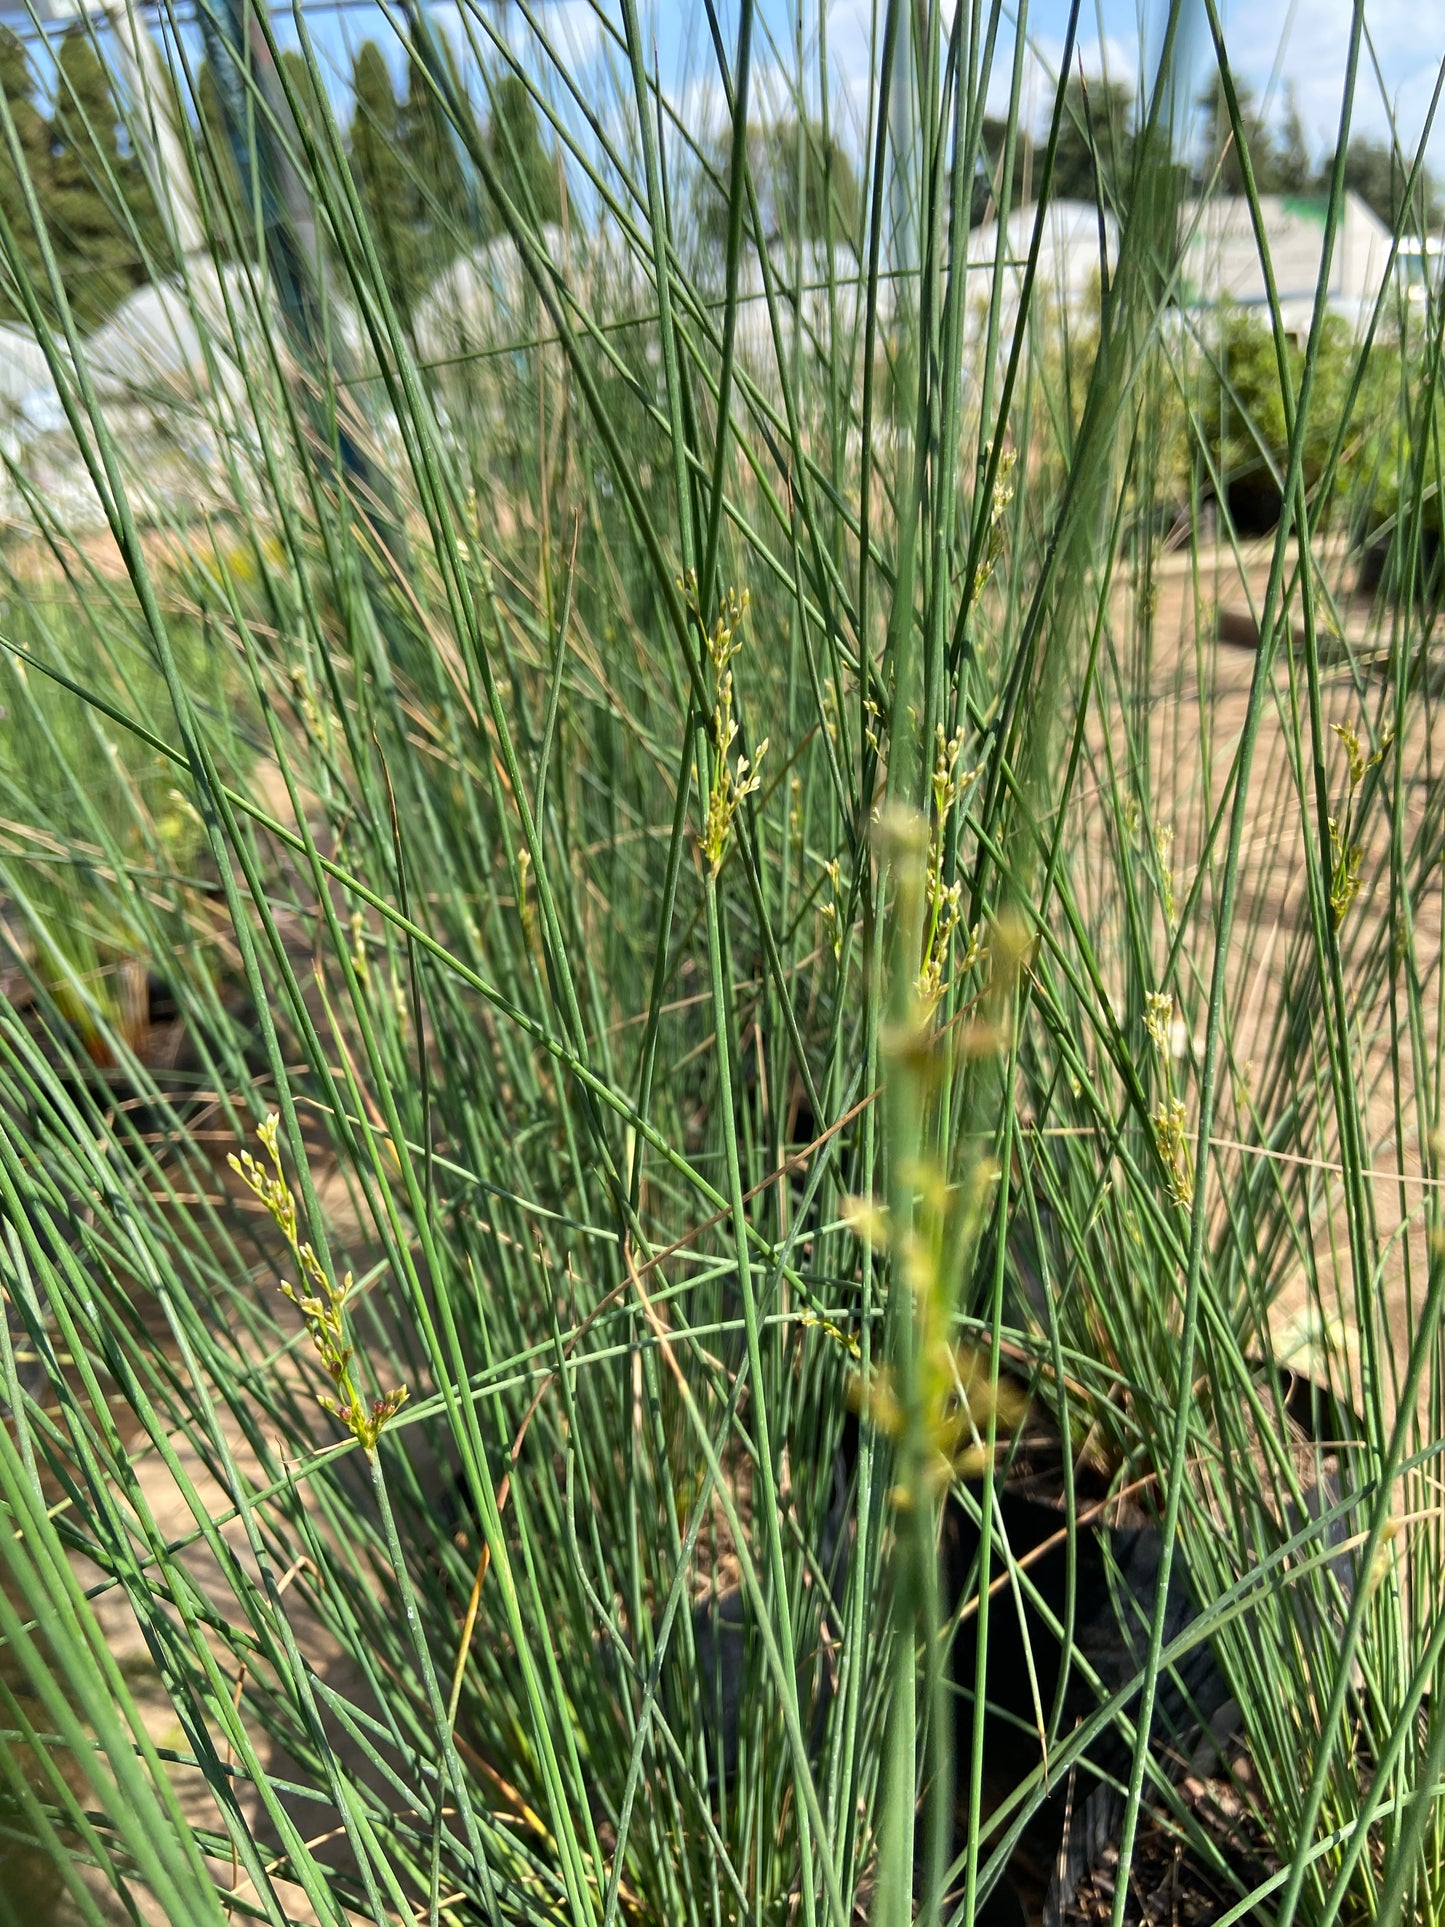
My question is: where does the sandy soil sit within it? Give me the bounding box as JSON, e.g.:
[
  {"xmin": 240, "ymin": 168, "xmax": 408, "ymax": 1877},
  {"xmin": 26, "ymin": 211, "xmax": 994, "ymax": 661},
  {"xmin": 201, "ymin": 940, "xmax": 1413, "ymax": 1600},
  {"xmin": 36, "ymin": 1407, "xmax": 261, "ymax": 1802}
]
[{"xmin": 1116, "ymin": 536, "xmax": 1444, "ymax": 1419}]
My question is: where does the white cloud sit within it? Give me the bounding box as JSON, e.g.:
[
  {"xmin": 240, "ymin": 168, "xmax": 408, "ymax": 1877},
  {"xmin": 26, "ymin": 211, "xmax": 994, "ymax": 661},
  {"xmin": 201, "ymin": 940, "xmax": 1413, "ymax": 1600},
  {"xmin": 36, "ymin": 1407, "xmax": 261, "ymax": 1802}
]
[
  {"xmin": 1217, "ymin": 0, "xmax": 1445, "ymax": 160},
  {"xmin": 668, "ymin": 67, "xmax": 731, "ymax": 139},
  {"xmin": 826, "ymin": 0, "xmax": 1445, "ymax": 168},
  {"xmin": 530, "ymin": 0, "xmax": 610, "ymax": 71},
  {"xmin": 824, "ymin": 5, "xmax": 1149, "ymax": 139},
  {"xmin": 571, "ymin": 0, "xmax": 1445, "ymax": 184}
]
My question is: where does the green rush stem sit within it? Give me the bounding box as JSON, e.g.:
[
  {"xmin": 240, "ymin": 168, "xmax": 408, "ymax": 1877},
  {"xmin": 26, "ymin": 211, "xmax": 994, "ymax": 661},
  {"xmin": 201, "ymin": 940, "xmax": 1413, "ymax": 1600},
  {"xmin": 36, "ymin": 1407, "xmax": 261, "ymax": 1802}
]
[
  {"xmin": 1108, "ymin": 9, "xmax": 1368, "ymax": 1920},
  {"xmin": 701, "ymin": 858, "xmax": 826, "ymax": 1927}
]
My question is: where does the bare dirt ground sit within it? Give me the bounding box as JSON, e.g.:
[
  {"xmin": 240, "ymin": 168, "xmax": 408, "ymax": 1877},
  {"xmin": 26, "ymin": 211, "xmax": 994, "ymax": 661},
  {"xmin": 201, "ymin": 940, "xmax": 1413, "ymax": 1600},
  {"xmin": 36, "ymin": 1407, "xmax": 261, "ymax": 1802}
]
[
  {"xmin": 24, "ymin": 1162, "xmax": 388, "ymax": 1926},
  {"xmin": 1130, "ymin": 537, "xmax": 1443, "ymax": 1417}
]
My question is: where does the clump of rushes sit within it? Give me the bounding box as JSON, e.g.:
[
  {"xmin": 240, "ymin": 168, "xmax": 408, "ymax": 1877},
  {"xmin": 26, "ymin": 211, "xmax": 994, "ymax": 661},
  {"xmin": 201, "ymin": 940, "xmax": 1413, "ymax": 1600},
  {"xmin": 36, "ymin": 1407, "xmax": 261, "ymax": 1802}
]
[
  {"xmin": 230, "ymin": 1115, "xmax": 408, "ymax": 1452},
  {"xmin": 694, "ymin": 577, "xmax": 767, "ymax": 874}
]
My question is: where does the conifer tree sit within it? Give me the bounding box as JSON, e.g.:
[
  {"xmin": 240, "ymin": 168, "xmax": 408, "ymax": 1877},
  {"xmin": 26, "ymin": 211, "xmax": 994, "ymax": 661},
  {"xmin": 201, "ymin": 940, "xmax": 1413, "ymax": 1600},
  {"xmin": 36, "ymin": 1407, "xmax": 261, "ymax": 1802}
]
[
  {"xmin": 773, "ymin": 118, "xmax": 858, "ymax": 248},
  {"xmin": 1051, "ymin": 75, "xmax": 1136, "ymax": 207},
  {"xmin": 48, "ymin": 27, "xmax": 155, "ymax": 328},
  {"xmin": 1195, "ymin": 80, "xmax": 1287, "ymax": 196},
  {"xmin": 1328, "ymin": 134, "xmax": 1441, "ymax": 230},
  {"xmin": 399, "ymin": 45, "xmax": 469, "ymax": 297},
  {"xmin": 349, "ymin": 41, "xmax": 416, "ymax": 316},
  {"xmin": 278, "ymin": 48, "xmax": 327, "ymax": 150},
  {"xmin": 192, "ymin": 56, "xmax": 247, "ymax": 253},
  {"xmin": 974, "ymin": 116, "xmax": 1025, "ymax": 225},
  {"xmin": 1277, "ymin": 85, "xmax": 1313, "ymax": 195},
  {"xmin": 0, "ymin": 28, "xmax": 51, "ymax": 323},
  {"xmin": 696, "ymin": 116, "xmax": 857, "ymax": 254},
  {"xmin": 486, "ymin": 73, "xmax": 561, "ymax": 229}
]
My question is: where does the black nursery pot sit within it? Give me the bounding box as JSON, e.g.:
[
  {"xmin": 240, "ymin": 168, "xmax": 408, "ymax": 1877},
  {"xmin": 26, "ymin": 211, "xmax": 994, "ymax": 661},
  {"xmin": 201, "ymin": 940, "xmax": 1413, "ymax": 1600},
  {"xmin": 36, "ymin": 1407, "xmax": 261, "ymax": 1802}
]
[
  {"xmin": 617, "ymin": 1369, "xmax": 1359, "ymax": 1924},
  {"xmin": 944, "ymin": 1465, "xmax": 1232, "ymax": 1923},
  {"xmin": 1223, "ymin": 470, "xmax": 1285, "ymax": 537},
  {"xmin": 943, "ymin": 1368, "xmax": 1363, "ymax": 1925},
  {"xmin": 1356, "ymin": 520, "xmax": 1443, "ymax": 603}
]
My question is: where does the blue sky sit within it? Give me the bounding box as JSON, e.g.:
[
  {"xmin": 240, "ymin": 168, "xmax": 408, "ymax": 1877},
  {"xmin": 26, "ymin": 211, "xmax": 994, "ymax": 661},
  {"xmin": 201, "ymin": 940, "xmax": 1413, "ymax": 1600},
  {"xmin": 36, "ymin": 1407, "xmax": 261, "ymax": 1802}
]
[
  {"xmin": 826, "ymin": 1, "xmax": 1445, "ymax": 165},
  {"xmin": 1010, "ymin": 0, "xmax": 1445, "ymax": 160},
  {"xmin": 5, "ymin": 0, "xmax": 1444, "ymax": 172},
  {"xmin": 513, "ymin": 1, "xmax": 1445, "ymax": 169}
]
